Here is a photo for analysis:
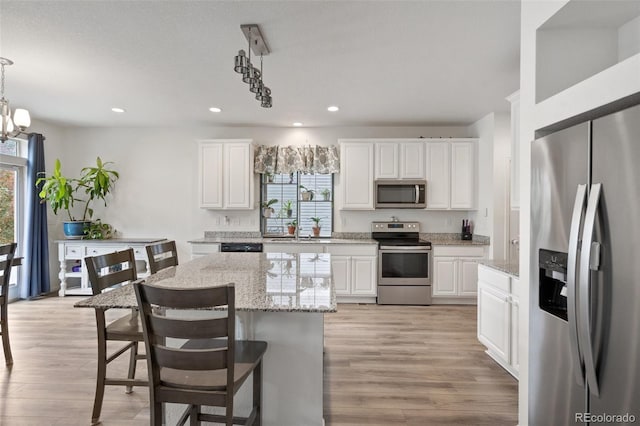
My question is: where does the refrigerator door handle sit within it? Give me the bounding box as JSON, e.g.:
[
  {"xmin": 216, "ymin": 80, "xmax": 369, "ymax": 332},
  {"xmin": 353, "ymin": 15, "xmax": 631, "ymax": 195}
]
[
  {"xmin": 567, "ymin": 184, "xmax": 587, "ymax": 386},
  {"xmin": 579, "ymin": 183, "xmax": 602, "ymax": 397}
]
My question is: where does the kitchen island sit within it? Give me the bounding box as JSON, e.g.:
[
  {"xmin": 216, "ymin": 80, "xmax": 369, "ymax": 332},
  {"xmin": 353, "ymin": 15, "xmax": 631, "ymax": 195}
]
[{"xmin": 75, "ymin": 251, "xmax": 335, "ymax": 426}]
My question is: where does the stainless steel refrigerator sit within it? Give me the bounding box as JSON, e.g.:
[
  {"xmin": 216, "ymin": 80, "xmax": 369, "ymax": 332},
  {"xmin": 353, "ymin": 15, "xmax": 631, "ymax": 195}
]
[{"xmin": 530, "ymin": 102, "xmax": 640, "ymax": 425}]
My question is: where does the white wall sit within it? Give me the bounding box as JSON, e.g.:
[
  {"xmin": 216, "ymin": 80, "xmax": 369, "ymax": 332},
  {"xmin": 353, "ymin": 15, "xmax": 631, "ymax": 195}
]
[
  {"xmin": 37, "ymin": 123, "xmax": 483, "ymax": 289},
  {"xmin": 467, "ymin": 111, "xmax": 511, "ymax": 260}
]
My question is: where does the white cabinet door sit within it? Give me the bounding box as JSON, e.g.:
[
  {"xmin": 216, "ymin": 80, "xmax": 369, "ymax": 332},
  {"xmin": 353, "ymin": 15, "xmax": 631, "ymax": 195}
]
[
  {"xmin": 199, "ymin": 140, "xmax": 253, "ymax": 210},
  {"xmin": 374, "ymin": 142, "xmax": 399, "ymax": 179},
  {"xmin": 224, "ymin": 142, "xmax": 254, "ymax": 209},
  {"xmin": 450, "ymin": 141, "xmax": 476, "ymax": 209},
  {"xmin": 199, "ymin": 142, "xmax": 224, "ymax": 208},
  {"xmin": 458, "ymin": 258, "xmax": 480, "ymax": 297},
  {"xmin": 432, "ymin": 256, "xmax": 457, "ymax": 296},
  {"xmin": 400, "ymin": 142, "xmax": 425, "ymax": 179},
  {"xmin": 510, "ymin": 295, "xmax": 520, "ymax": 374},
  {"xmin": 425, "ymin": 142, "xmax": 450, "ymax": 209},
  {"xmin": 350, "ymin": 256, "xmax": 377, "ymax": 295},
  {"xmin": 340, "ymin": 142, "xmax": 374, "ymax": 210},
  {"xmin": 331, "ymin": 256, "xmax": 351, "ymax": 296},
  {"xmin": 477, "ymin": 281, "xmax": 510, "ymax": 362}
]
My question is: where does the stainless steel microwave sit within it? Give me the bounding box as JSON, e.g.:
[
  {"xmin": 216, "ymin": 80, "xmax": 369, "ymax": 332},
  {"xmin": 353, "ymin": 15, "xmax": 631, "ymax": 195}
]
[{"xmin": 375, "ymin": 180, "xmax": 426, "ymax": 208}]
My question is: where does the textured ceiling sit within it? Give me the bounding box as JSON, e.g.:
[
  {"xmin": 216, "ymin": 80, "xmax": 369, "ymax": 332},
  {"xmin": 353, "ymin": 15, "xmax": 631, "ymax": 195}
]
[{"xmin": 0, "ymin": 1, "xmax": 521, "ymax": 128}]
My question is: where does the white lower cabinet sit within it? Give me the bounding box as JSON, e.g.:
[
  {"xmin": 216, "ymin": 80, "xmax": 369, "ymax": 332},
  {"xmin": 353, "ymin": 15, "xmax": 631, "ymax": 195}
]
[
  {"xmin": 327, "ymin": 245, "xmax": 377, "ymax": 300},
  {"xmin": 432, "ymin": 245, "xmax": 487, "ymax": 302},
  {"xmin": 477, "ymin": 264, "xmax": 519, "ymax": 378},
  {"xmin": 189, "ymin": 243, "xmax": 220, "ymax": 260}
]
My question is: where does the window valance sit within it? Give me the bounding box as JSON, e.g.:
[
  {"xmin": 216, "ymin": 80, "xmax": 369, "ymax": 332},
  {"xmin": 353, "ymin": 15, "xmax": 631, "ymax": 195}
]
[{"xmin": 254, "ymin": 145, "xmax": 340, "ymax": 174}]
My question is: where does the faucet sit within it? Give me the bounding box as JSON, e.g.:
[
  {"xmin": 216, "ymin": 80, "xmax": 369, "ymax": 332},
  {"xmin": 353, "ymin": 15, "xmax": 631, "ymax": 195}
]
[{"xmin": 391, "ymin": 216, "xmax": 399, "ymax": 222}]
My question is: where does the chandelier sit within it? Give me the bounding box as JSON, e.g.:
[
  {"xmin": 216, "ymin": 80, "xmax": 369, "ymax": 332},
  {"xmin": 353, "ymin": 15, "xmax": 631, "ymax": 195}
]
[
  {"xmin": 0, "ymin": 57, "xmax": 31, "ymax": 143},
  {"xmin": 234, "ymin": 24, "xmax": 272, "ymax": 108}
]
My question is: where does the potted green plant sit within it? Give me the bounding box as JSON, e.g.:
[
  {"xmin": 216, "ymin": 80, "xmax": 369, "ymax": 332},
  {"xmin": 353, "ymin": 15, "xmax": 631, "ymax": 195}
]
[
  {"xmin": 286, "ymin": 219, "xmax": 297, "ymax": 235},
  {"xmin": 37, "ymin": 157, "xmax": 119, "ymax": 238},
  {"xmin": 282, "ymin": 200, "xmax": 293, "ymax": 218},
  {"xmin": 264, "ymin": 172, "xmax": 274, "ymax": 183},
  {"xmin": 300, "ymin": 185, "xmax": 314, "ymax": 201},
  {"xmin": 320, "ymin": 188, "xmax": 331, "ymax": 201},
  {"xmin": 261, "ymin": 198, "xmax": 278, "ymax": 218},
  {"xmin": 310, "ymin": 216, "xmax": 322, "ymax": 237}
]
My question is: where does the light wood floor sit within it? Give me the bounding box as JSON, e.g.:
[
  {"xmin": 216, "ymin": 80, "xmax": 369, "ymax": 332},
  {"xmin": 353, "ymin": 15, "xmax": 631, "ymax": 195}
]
[{"xmin": 0, "ymin": 297, "xmax": 517, "ymax": 425}]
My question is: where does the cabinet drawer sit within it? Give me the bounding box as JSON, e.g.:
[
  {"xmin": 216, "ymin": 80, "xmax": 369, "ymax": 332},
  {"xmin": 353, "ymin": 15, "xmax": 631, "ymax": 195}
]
[
  {"xmin": 64, "ymin": 245, "xmax": 84, "ymax": 259},
  {"xmin": 478, "ymin": 265, "xmax": 510, "ymax": 293},
  {"xmin": 85, "ymin": 246, "xmax": 123, "ymax": 257},
  {"xmin": 433, "ymin": 245, "xmax": 486, "ymax": 257},
  {"xmin": 327, "ymin": 245, "xmax": 377, "ymax": 256}
]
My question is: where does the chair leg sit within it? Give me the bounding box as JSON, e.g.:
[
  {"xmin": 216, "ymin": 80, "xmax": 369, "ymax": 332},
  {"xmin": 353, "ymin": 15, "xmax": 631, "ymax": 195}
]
[
  {"xmin": 189, "ymin": 405, "xmax": 199, "ymax": 426},
  {"xmin": 92, "ymin": 325, "xmax": 108, "ymax": 425},
  {"xmin": 253, "ymin": 360, "xmax": 263, "ymax": 426},
  {"xmin": 1, "ymin": 306, "xmax": 13, "ymax": 366},
  {"xmin": 151, "ymin": 401, "xmax": 163, "ymax": 426},
  {"xmin": 125, "ymin": 341, "xmax": 139, "ymax": 393}
]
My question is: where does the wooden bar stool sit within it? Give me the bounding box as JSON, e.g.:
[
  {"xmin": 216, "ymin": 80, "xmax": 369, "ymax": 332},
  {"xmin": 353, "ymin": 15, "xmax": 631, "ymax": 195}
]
[
  {"xmin": 145, "ymin": 240, "xmax": 179, "ymax": 274},
  {"xmin": 0, "ymin": 242, "xmax": 17, "ymax": 366},
  {"xmin": 85, "ymin": 248, "xmax": 148, "ymax": 424},
  {"xmin": 133, "ymin": 282, "xmax": 267, "ymax": 426}
]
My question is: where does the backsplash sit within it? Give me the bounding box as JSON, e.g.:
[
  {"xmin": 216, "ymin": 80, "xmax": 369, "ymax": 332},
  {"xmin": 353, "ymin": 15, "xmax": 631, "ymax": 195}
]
[{"xmin": 204, "ymin": 231, "xmax": 262, "ymax": 238}]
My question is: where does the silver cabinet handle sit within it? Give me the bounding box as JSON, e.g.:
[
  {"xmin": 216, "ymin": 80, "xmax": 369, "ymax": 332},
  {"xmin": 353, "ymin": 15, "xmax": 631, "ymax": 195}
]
[
  {"xmin": 567, "ymin": 184, "xmax": 587, "ymax": 387},
  {"xmin": 579, "ymin": 183, "xmax": 602, "ymax": 396}
]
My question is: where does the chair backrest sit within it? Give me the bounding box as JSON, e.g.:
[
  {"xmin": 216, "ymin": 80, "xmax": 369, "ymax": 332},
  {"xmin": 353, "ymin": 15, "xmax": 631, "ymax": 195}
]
[
  {"xmin": 85, "ymin": 248, "xmax": 138, "ymax": 295},
  {"xmin": 145, "ymin": 241, "xmax": 179, "ymax": 275},
  {"xmin": 133, "ymin": 282, "xmax": 236, "ymax": 396},
  {"xmin": 0, "ymin": 243, "xmax": 17, "ymax": 298}
]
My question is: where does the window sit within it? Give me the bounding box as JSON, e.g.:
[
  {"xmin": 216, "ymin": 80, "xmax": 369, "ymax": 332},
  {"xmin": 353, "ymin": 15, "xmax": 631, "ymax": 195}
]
[
  {"xmin": 1, "ymin": 138, "xmax": 27, "ymax": 300},
  {"xmin": 260, "ymin": 173, "xmax": 333, "ymax": 238}
]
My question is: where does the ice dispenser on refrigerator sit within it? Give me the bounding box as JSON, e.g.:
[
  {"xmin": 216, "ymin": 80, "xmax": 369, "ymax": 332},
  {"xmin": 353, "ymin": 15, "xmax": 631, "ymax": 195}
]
[{"xmin": 538, "ymin": 249, "xmax": 568, "ymax": 321}]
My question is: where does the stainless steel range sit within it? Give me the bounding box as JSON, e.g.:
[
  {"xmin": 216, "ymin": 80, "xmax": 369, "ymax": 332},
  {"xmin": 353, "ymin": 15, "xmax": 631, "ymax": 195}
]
[{"xmin": 372, "ymin": 221, "xmax": 432, "ymax": 305}]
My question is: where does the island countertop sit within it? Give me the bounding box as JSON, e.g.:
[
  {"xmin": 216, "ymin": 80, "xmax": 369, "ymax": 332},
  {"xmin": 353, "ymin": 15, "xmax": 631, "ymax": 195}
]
[{"xmin": 74, "ymin": 252, "xmax": 336, "ymax": 313}]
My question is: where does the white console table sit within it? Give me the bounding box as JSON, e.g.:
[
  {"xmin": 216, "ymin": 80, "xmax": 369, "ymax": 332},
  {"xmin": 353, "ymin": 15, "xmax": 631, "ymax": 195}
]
[{"xmin": 56, "ymin": 238, "xmax": 166, "ymax": 296}]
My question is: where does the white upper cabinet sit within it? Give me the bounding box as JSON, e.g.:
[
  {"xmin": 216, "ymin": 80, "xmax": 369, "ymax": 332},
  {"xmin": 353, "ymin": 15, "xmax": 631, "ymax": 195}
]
[
  {"xmin": 375, "ymin": 141, "xmax": 425, "ymax": 179},
  {"xmin": 425, "ymin": 139, "xmax": 477, "ymax": 210},
  {"xmin": 450, "ymin": 141, "xmax": 476, "ymax": 209},
  {"xmin": 374, "ymin": 142, "xmax": 399, "ymax": 179},
  {"xmin": 425, "ymin": 141, "xmax": 450, "ymax": 209},
  {"xmin": 340, "ymin": 141, "xmax": 375, "ymax": 210},
  {"xmin": 198, "ymin": 140, "xmax": 254, "ymax": 210}
]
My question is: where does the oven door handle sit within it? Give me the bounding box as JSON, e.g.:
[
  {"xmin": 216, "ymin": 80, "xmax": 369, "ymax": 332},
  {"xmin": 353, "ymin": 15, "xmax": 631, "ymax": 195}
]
[{"xmin": 379, "ymin": 246, "xmax": 432, "ymax": 251}]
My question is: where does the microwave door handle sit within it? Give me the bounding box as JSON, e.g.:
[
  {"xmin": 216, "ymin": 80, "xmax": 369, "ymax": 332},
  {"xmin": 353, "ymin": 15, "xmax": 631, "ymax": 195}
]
[{"xmin": 415, "ymin": 185, "xmax": 419, "ymax": 204}]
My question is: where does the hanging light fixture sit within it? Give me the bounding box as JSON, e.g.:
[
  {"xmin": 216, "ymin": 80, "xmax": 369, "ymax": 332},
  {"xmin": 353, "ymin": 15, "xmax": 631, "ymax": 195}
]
[
  {"xmin": 1, "ymin": 57, "xmax": 31, "ymax": 143},
  {"xmin": 234, "ymin": 24, "xmax": 272, "ymax": 108}
]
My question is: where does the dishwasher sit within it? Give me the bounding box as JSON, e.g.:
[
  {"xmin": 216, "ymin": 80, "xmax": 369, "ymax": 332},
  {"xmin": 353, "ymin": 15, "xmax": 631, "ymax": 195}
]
[{"xmin": 220, "ymin": 243, "xmax": 263, "ymax": 252}]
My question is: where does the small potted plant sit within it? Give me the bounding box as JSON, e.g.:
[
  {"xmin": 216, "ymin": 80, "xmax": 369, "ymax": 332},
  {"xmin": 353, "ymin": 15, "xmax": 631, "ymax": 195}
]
[
  {"xmin": 264, "ymin": 172, "xmax": 274, "ymax": 183},
  {"xmin": 287, "ymin": 219, "xmax": 297, "ymax": 235},
  {"xmin": 320, "ymin": 188, "xmax": 331, "ymax": 201},
  {"xmin": 282, "ymin": 200, "xmax": 293, "ymax": 218},
  {"xmin": 300, "ymin": 185, "xmax": 314, "ymax": 201},
  {"xmin": 37, "ymin": 157, "xmax": 119, "ymax": 238},
  {"xmin": 261, "ymin": 198, "xmax": 278, "ymax": 218},
  {"xmin": 311, "ymin": 216, "xmax": 322, "ymax": 237}
]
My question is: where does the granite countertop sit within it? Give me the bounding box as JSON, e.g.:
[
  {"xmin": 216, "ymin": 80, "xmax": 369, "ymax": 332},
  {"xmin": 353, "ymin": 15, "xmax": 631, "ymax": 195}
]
[
  {"xmin": 55, "ymin": 237, "xmax": 166, "ymax": 244},
  {"xmin": 188, "ymin": 237, "xmax": 377, "ymax": 245},
  {"xmin": 75, "ymin": 252, "xmax": 336, "ymax": 313},
  {"xmin": 478, "ymin": 260, "xmax": 520, "ymax": 277}
]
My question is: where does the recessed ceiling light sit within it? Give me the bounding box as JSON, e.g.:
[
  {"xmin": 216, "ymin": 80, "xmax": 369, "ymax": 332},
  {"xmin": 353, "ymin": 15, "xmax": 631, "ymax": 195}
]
[
  {"xmin": 209, "ymin": 107, "xmax": 222, "ymax": 113},
  {"xmin": 327, "ymin": 106, "xmax": 339, "ymax": 112},
  {"xmin": 293, "ymin": 122, "xmax": 303, "ymax": 127},
  {"xmin": 111, "ymin": 107, "xmax": 125, "ymax": 113}
]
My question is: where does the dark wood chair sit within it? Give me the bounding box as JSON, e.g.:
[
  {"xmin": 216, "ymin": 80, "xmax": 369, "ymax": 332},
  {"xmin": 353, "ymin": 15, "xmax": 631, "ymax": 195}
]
[
  {"xmin": 84, "ymin": 248, "xmax": 148, "ymax": 425},
  {"xmin": 133, "ymin": 282, "xmax": 267, "ymax": 426},
  {"xmin": 0, "ymin": 242, "xmax": 17, "ymax": 366},
  {"xmin": 145, "ymin": 240, "xmax": 179, "ymax": 274}
]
